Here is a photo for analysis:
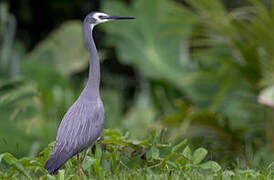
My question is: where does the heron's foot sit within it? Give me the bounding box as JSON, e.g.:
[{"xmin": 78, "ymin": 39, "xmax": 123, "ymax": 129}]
[{"xmin": 78, "ymin": 167, "xmax": 83, "ymax": 179}]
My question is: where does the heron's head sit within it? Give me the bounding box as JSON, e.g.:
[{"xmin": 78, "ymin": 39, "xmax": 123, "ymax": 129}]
[{"xmin": 84, "ymin": 12, "xmax": 135, "ymax": 27}]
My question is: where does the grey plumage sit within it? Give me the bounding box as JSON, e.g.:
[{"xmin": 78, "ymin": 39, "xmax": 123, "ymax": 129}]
[
  {"xmin": 44, "ymin": 99, "xmax": 104, "ymax": 174},
  {"xmin": 44, "ymin": 11, "xmax": 134, "ymax": 174},
  {"xmin": 44, "ymin": 12, "xmax": 104, "ymax": 174}
]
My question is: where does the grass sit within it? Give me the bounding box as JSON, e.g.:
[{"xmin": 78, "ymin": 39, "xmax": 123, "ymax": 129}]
[{"xmin": 0, "ymin": 129, "xmax": 273, "ymax": 179}]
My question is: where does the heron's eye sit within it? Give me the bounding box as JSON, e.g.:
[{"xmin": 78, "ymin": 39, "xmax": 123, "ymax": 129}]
[{"xmin": 99, "ymin": 15, "xmax": 108, "ymax": 19}]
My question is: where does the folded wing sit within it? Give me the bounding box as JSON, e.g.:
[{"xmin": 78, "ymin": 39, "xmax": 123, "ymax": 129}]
[{"xmin": 44, "ymin": 100, "xmax": 104, "ymax": 174}]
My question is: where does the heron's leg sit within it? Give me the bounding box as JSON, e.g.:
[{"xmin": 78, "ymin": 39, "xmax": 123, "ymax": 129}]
[
  {"xmin": 77, "ymin": 154, "xmax": 82, "ymax": 177},
  {"xmin": 81, "ymin": 147, "xmax": 91, "ymax": 169}
]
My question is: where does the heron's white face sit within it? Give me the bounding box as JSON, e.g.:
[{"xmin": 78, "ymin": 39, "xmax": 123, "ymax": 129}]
[
  {"xmin": 92, "ymin": 12, "xmax": 110, "ymax": 25},
  {"xmin": 87, "ymin": 12, "xmax": 135, "ymax": 31}
]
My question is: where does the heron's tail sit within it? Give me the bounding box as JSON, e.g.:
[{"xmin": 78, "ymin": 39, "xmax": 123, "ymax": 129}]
[{"xmin": 44, "ymin": 152, "xmax": 71, "ymax": 174}]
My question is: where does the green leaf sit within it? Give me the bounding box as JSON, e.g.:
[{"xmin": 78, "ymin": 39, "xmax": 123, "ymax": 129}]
[
  {"xmin": 164, "ymin": 152, "xmax": 180, "ymax": 161},
  {"xmin": 93, "ymin": 159, "xmax": 103, "ymax": 178},
  {"xmin": 25, "ymin": 21, "xmax": 89, "ymax": 76},
  {"xmin": 95, "ymin": 143, "xmax": 102, "ymax": 162},
  {"xmin": 159, "ymin": 128, "xmax": 167, "ymax": 143},
  {"xmin": 57, "ymin": 169, "xmax": 65, "ymax": 180},
  {"xmin": 102, "ymin": 129, "xmax": 125, "ymax": 145},
  {"xmin": 0, "ymin": 83, "xmax": 41, "ymax": 156},
  {"xmin": 176, "ymin": 156, "xmax": 188, "ymax": 167},
  {"xmin": 110, "ymin": 151, "xmax": 119, "ymax": 173},
  {"xmin": 83, "ymin": 156, "xmax": 96, "ymax": 171},
  {"xmin": 151, "ymin": 146, "xmax": 160, "ymax": 160},
  {"xmin": 102, "ymin": 0, "xmax": 193, "ymax": 90},
  {"xmin": 46, "ymin": 174, "xmax": 56, "ymax": 179},
  {"xmin": 150, "ymin": 129, "xmax": 157, "ymax": 145},
  {"xmin": 200, "ymin": 161, "xmax": 221, "ymax": 172},
  {"xmin": 166, "ymin": 160, "xmax": 178, "ymax": 168},
  {"xmin": 182, "ymin": 146, "xmax": 192, "ymax": 160},
  {"xmin": 0, "ymin": 152, "xmax": 30, "ymax": 178},
  {"xmin": 172, "ymin": 139, "xmax": 187, "ymax": 153},
  {"xmin": 192, "ymin": 148, "xmax": 208, "ymax": 164}
]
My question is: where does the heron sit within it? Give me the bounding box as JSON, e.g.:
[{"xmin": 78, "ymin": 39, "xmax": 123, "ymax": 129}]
[{"xmin": 44, "ymin": 12, "xmax": 135, "ymax": 175}]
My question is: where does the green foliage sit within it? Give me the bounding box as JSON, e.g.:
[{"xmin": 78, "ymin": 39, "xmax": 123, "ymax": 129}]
[
  {"xmin": 0, "ymin": 4, "xmax": 92, "ymax": 156},
  {"xmin": 102, "ymin": 0, "xmax": 194, "ymax": 87},
  {"xmin": 172, "ymin": 0, "xmax": 274, "ymax": 166},
  {"xmin": 192, "ymin": 148, "xmax": 208, "ymax": 165},
  {"xmin": 102, "ymin": 0, "xmax": 274, "ymax": 168},
  {"xmin": 0, "ymin": 152, "xmax": 30, "ymax": 178},
  {"xmin": 120, "ymin": 88, "xmax": 157, "ymax": 139},
  {"xmin": 0, "ymin": 2, "xmax": 43, "ymax": 156},
  {"xmin": 0, "ymin": 18, "xmax": 87, "ymax": 156},
  {"xmin": 25, "ymin": 21, "xmax": 89, "ymax": 76},
  {"xmin": 0, "ymin": 2, "xmax": 21, "ymax": 79},
  {"xmin": 0, "ymin": 81, "xmax": 41, "ymax": 155},
  {"xmin": 0, "ymin": 129, "xmax": 273, "ymax": 179}
]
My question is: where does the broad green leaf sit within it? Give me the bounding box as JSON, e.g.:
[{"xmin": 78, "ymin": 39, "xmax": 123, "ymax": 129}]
[
  {"xmin": 25, "ymin": 21, "xmax": 89, "ymax": 76},
  {"xmin": 166, "ymin": 160, "xmax": 178, "ymax": 168},
  {"xmin": 172, "ymin": 139, "xmax": 187, "ymax": 153},
  {"xmin": 164, "ymin": 152, "xmax": 180, "ymax": 161},
  {"xmin": 192, "ymin": 148, "xmax": 208, "ymax": 164},
  {"xmin": 200, "ymin": 161, "xmax": 221, "ymax": 172},
  {"xmin": 102, "ymin": 0, "xmax": 194, "ymax": 90},
  {"xmin": 182, "ymin": 146, "xmax": 191, "ymax": 160}
]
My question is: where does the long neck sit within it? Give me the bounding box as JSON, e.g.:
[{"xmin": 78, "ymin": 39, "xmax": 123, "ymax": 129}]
[{"xmin": 81, "ymin": 24, "xmax": 100, "ymax": 100}]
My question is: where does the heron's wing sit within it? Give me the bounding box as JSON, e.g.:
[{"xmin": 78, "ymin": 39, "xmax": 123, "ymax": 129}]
[{"xmin": 53, "ymin": 100, "xmax": 104, "ymax": 155}]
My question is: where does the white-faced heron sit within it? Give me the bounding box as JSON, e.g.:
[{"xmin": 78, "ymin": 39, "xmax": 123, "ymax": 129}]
[{"xmin": 44, "ymin": 12, "xmax": 135, "ymax": 175}]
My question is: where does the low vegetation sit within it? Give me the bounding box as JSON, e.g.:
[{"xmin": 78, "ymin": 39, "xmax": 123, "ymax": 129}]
[{"xmin": 0, "ymin": 129, "xmax": 273, "ymax": 179}]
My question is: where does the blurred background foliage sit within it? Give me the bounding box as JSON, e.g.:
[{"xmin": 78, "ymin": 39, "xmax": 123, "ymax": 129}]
[{"xmin": 0, "ymin": 0, "xmax": 273, "ymax": 170}]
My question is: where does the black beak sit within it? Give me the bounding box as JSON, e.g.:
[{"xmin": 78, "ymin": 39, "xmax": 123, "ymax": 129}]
[{"xmin": 101, "ymin": 15, "xmax": 135, "ymax": 20}]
